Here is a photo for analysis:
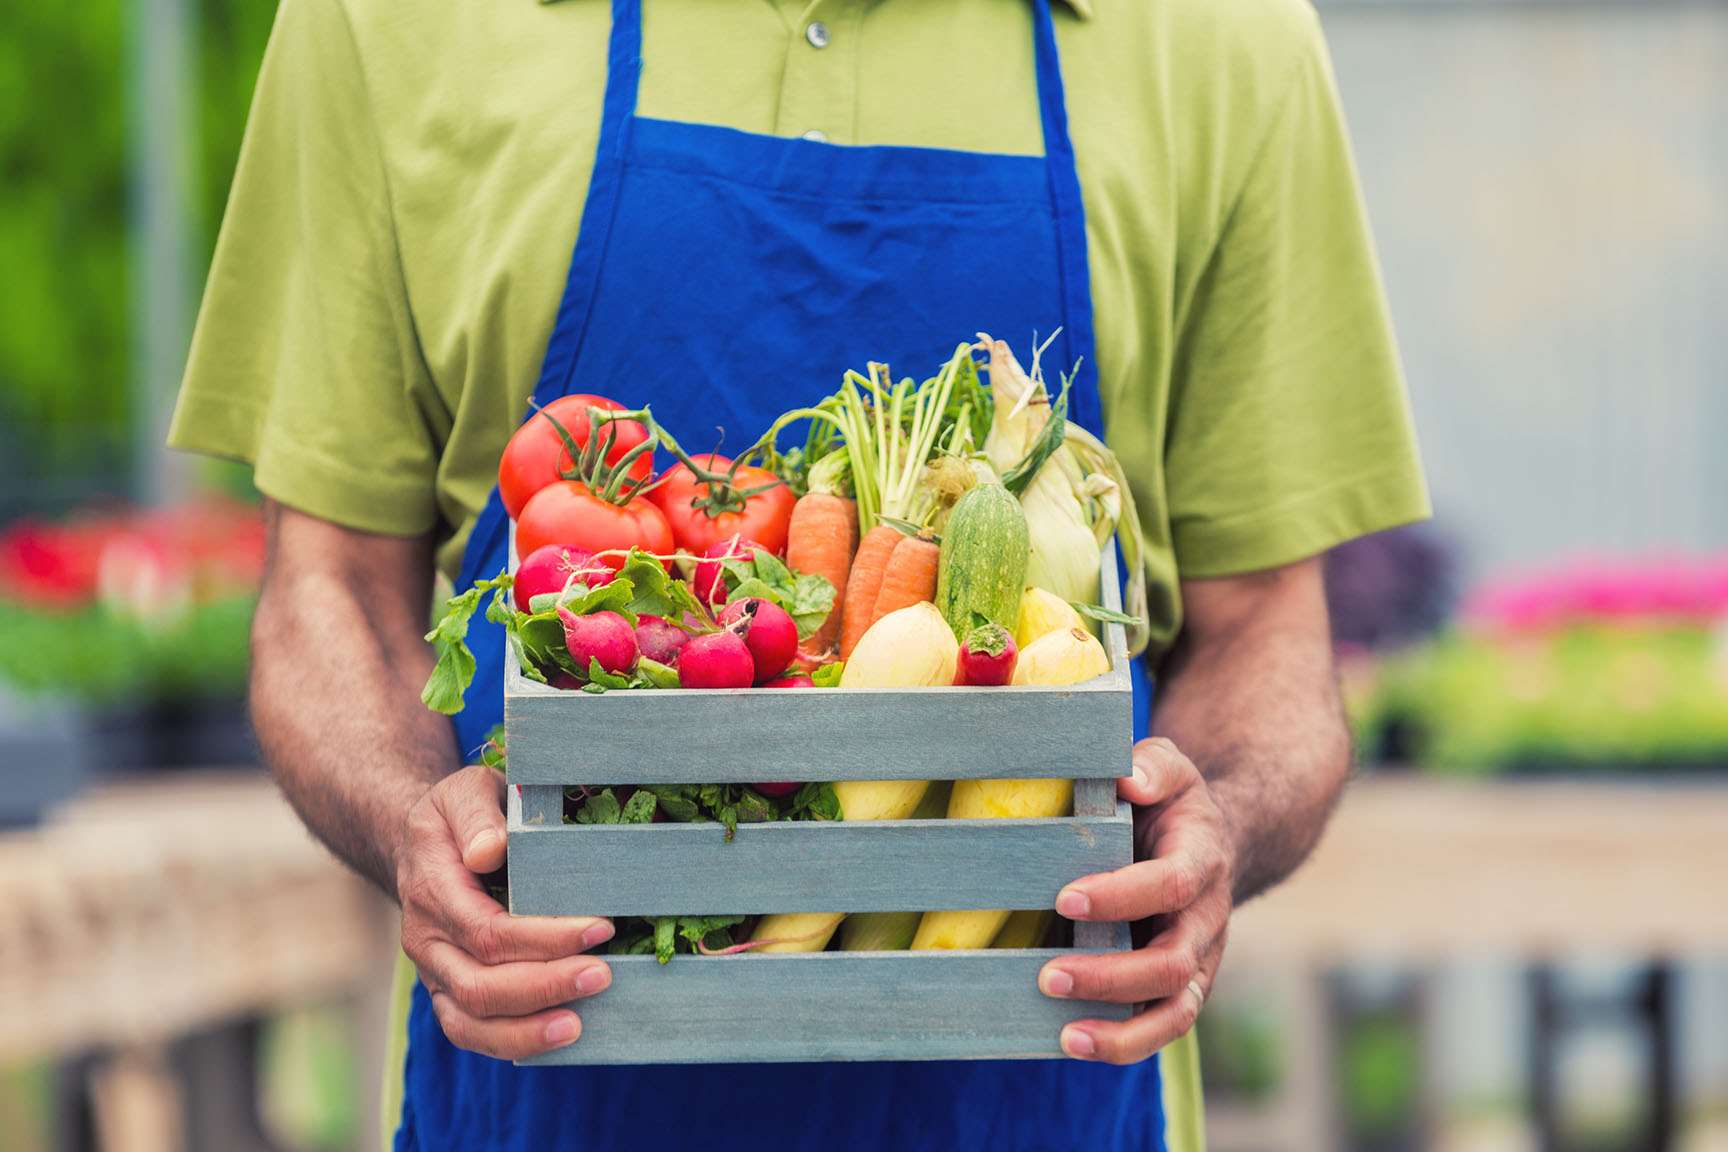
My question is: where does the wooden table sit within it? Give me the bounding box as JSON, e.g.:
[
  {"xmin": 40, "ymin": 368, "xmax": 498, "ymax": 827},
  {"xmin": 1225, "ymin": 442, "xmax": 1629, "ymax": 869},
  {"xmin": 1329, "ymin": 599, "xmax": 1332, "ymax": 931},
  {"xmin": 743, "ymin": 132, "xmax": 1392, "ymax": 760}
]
[
  {"xmin": 1210, "ymin": 774, "xmax": 1728, "ymax": 1152},
  {"xmin": 0, "ymin": 772, "xmax": 394, "ymax": 1152},
  {"xmin": 1228, "ymin": 774, "xmax": 1728, "ymax": 962}
]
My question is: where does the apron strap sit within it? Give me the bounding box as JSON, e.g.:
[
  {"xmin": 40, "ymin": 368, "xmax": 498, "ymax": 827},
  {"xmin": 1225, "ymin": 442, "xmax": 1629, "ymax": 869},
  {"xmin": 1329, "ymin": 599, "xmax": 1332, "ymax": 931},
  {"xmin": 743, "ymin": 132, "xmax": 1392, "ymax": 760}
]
[
  {"xmin": 1030, "ymin": 0, "xmax": 1101, "ymax": 436},
  {"xmin": 528, "ymin": 0, "xmax": 645, "ymax": 412},
  {"xmin": 535, "ymin": 0, "xmax": 1098, "ymax": 431}
]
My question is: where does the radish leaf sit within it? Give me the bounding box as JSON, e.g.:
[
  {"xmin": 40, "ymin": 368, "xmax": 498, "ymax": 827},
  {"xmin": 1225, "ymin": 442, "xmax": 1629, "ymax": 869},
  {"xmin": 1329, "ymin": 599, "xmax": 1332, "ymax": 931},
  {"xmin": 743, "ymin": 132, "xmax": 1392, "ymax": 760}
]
[
  {"xmin": 615, "ymin": 550, "xmax": 705, "ymax": 622},
  {"xmin": 787, "ymin": 781, "xmax": 840, "ymax": 821},
  {"xmin": 653, "ymin": 918, "xmax": 677, "ymax": 963},
  {"xmin": 620, "ymin": 790, "xmax": 658, "ymax": 823},
  {"xmin": 420, "ymin": 572, "xmax": 512, "ymax": 715},
  {"xmin": 719, "ymin": 552, "xmax": 837, "ymax": 640}
]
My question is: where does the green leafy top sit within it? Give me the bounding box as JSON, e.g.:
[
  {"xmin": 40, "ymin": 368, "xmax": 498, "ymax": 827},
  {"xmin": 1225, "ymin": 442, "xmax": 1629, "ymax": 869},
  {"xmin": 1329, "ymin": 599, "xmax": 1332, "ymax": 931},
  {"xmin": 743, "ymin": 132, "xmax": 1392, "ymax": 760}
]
[
  {"xmin": 573, "ymin": 777, "xmax": 841, "ymax": 964},
  {"xmin": 962, "ymin": 620, "xmax": 1014, "ymax": 658},
  {"xmin": 719, "ymin": 548, "xmax": 836, "ymax": 641},
  {"xmin": 421, "ymin": 549, "xmax": 713, "ymax": 714}
]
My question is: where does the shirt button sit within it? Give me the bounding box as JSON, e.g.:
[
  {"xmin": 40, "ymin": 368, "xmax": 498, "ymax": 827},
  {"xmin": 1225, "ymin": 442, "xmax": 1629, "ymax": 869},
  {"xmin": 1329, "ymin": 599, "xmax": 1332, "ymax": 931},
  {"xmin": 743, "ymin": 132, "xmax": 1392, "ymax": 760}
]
[
  {"xmin": 801, "ymin": 129, "xmax": 829, "ymax": 144},
  {"xmin": 805, "ymin": 21, "xmax": 830, "ymax": 49}
]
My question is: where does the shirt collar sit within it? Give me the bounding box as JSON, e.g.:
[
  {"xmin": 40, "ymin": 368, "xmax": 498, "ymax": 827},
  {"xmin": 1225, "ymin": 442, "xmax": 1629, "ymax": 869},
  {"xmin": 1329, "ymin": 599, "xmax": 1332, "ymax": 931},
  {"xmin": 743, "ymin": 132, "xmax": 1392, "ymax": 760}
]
[{"xmin": 537, "ymin": 0, "xmax": 1093, "ymax": 18}]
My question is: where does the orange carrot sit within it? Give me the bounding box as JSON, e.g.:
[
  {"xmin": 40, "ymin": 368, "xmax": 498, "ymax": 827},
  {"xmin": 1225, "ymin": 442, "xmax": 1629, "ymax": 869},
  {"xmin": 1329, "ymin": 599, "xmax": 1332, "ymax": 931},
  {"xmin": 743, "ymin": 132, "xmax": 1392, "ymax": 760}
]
[
  {"xmin": 840, "ymin": 524, "xmax": 903, "ymax": 659},
  {"xmin": 786, "ymin": 492, "xmax": 857, "ymax": 656},
  {"xmin": 868, "ymin": 535, "xmax": 940, "ymax": 626}
]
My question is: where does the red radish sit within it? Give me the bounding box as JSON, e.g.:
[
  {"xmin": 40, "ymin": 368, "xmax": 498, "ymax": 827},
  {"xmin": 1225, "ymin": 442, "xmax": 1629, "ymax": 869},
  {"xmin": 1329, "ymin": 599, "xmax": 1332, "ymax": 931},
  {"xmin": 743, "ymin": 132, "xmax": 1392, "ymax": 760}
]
[
  {"xmin": 762, "ymin": 674, "xmax": 815, "ymax": 688},
  {"xmin": 720, "ymin": 598, "xmax": 798, "ymax": 684},
  {"xmin": 693, "ymin": 537, "xmax": 767, "ymax": 608},
  {"xmin": 557, "ymin": 608, "xmax": 638, "ymax": 678},
  {"xmin": 549, "ymin": 671, "xmax": 583, "ymax": 691},
  {"xmin": 752, "ymin": 781, "xmax": 802, "ymax": 797},
  {"xmin": 955, "ymin": 622, "xmax": 1017, "ymax": 686},
  {"xmin": 677, "ymin": 631, "xmax": 755, "ymax": 689},
  {"xmin": 634, "ymin": 615, "xmax": 690, "ymax": 665},
  {"xmin": 514, "ymin": 544, "xmax": 612, "ymax": 611}
]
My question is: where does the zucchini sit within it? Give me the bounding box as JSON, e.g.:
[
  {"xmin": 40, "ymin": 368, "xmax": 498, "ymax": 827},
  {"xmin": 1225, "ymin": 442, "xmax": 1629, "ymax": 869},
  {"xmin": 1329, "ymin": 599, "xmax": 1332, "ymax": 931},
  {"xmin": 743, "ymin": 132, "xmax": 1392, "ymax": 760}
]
[{"xmin": 934, "ymin": 483, "xmax": 1030, "ymax": 636}]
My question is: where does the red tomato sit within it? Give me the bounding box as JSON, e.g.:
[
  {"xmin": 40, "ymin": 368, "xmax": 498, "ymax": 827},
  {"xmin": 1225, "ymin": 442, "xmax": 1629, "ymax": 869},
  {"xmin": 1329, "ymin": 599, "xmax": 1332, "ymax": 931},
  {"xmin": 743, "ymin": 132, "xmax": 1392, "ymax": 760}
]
[
  {"xmin": 515, "ymin": 482, "xmax": 674, "ymax": 569},
  {"xmin": 648, "ymin": 454, "xmax": 796, "ymax": 556},
  {"xmin": 499, "ymin": 394, "xmax": 651, "ymax": 519}
]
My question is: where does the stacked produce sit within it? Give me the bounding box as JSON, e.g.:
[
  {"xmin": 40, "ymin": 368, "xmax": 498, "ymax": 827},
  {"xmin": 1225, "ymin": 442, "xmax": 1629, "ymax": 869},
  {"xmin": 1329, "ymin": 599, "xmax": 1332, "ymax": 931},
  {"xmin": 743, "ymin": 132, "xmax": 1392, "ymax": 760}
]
[{"xmin": 423, "ymin": 335, "xmax": 1148, "ymax": 959}]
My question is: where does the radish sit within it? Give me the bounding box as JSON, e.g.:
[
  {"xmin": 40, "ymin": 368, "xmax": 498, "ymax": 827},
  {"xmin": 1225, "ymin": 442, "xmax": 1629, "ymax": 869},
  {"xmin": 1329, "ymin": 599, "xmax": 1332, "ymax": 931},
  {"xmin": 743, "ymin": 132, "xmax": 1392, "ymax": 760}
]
[
  {"xmin": 557, "ymin": 608, "xmax": 638, "ymax": 678},
  {"xmin": 955, "ymin": 621, "xmax": 1017, "ymax": 686},
  {"xmin": 720, "ymin": 598, "xmax": 798, "ymax": 684},
  {"xmin": 515, "ymin": 544, "xmax": 612, "ymax": 611},
  {"xmin": 752, "ymin": 781, "xmax": 802, "ymax": 797},
  {"xmin": 634, "ymin": 615, "xmax": 690, "ymax": 665},
  {"xmin": 693, "ymin": 537, "xmax": 766, "ymax": 608},
  {"xmin": 677, "ymin": 630, "xmax": 755, "ymax": 689},
  {"xmin": 762, "ymin": 674, "xmax": 814, "ymax": 688}
]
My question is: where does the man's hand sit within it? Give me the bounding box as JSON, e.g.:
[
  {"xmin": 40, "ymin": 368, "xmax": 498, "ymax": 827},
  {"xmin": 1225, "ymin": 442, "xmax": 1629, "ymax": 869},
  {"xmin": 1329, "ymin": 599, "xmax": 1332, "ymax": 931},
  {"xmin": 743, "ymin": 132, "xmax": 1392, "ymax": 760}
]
[
  {"xmin": 251, "ymin": 504, "xmax": 619, "ymax": 1062},
  {"xmin": 1038, "ymin": 739, "xmax": 1232, "ymax": 1064},
  {"xmin": 1037, "ymin": 556, "xmax": 1351, "ymax": 1064},
  {"xmin": 398, "ymin": 765, "xmax": 615, "ymax": 1060}
]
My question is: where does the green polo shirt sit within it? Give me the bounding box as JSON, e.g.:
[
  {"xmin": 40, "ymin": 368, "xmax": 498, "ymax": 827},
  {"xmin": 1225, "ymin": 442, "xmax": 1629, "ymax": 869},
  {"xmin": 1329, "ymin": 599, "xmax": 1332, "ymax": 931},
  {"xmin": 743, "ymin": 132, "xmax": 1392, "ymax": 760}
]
[
  {"xmin": 170, "ymin": 0, "xmax": 1427, "ymax": 652},
  {"xmin": 170, "ymin": 0, "xmax": 1427, "ymax": 1144}
]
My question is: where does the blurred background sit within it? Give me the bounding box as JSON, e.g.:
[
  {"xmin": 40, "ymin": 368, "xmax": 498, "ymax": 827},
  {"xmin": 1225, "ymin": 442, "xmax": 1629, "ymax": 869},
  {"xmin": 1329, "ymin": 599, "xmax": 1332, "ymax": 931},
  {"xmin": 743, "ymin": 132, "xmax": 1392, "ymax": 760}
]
[{"xmin": 0, "ymin": 1, "xmax": 1723, "ymax": 1150}]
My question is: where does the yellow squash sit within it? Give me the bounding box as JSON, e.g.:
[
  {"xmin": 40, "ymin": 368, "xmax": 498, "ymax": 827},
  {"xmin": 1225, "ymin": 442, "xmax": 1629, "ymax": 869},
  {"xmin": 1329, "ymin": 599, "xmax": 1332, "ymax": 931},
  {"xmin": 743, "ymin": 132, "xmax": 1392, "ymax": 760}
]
[
  {"xmin": 752, "ymin": 604, "xmax": 957, "ymax": 952},
  {"xmin": 991, "ymin": 909, "xmax": 1056, "ymax": 950},
  {"xmin": 1015, "ymin": 586, "xmax": 1088, "ymax": 648},
  {"xmin": 839, "ymin": 783, "xmax": 953, "ymax": 952},
  {"xmin": 911, "ymin": 626, "xmax": 1111, "ymax": 951}
]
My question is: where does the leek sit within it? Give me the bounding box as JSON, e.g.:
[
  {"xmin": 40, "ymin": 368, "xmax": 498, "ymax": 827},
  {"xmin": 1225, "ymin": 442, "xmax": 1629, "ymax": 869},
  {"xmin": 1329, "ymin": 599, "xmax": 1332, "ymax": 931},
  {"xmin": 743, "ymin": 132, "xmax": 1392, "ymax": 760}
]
[{"xmin": 979, "ymin": 333, "xmax": 1150, "ymax": 656}]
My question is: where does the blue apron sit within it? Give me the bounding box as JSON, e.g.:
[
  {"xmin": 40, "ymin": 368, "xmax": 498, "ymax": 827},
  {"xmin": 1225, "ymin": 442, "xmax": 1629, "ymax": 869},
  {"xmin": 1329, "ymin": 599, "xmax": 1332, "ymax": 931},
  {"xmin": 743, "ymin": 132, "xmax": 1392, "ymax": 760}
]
[{"xmin": 397, "ymin": 0, "xmax": 1163, "ymax": 1147}]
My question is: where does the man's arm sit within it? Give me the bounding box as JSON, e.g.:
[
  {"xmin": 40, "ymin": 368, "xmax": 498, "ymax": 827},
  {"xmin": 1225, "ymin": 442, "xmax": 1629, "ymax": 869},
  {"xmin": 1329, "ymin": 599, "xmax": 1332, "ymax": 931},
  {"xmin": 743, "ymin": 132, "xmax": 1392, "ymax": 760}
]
[
  {"xmin": 1038, "ymin": 556, "xmax": 1349, "ymax": 1063},
  {"xmin": 1155, "ymin": 557, "xmax": 1350, "ymax": 902},
  {"xmin": 250, "ymin": 500, "xmax": 454, "ymax": 892},
  {"xmin": 252, "ymin": 501, "xmax": 614, "ymax": 1059}
]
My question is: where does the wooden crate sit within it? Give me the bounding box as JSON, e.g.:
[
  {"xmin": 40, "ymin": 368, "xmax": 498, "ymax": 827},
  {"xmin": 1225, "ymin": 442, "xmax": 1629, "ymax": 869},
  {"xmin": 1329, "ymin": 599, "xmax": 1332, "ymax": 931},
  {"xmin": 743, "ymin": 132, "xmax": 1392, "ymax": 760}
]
[{"xmin": 504, "ymin": 546, "xmax": 1135, "ymax": 1065}]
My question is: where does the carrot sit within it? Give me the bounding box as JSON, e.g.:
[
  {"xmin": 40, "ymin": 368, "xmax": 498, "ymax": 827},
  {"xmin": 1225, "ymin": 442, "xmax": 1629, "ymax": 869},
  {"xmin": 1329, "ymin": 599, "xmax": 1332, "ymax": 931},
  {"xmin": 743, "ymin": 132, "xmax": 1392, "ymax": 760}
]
[
  {"xmin": 839, "ymin": 524, "xmax": 903, "ymax": 658},
  {"xmin": 786, "ymin": 492, "xmax": 857, "ymax": 656},
  {"xmin": 868, "ymin": 535, "xmax": 940, "ymax": 627}
]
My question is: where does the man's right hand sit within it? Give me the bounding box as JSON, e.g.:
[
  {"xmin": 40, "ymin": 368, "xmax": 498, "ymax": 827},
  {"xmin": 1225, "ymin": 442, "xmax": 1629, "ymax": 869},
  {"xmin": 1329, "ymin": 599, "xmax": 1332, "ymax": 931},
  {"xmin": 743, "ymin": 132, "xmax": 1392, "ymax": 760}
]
[{"xmin": 397, "ymin": 765, "xmax": 615, "ymax": 1060}]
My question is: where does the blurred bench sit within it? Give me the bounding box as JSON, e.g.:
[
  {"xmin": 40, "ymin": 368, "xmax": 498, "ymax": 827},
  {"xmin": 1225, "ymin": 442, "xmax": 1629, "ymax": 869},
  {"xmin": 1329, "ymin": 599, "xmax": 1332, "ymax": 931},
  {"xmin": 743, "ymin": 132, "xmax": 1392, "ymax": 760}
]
[
  {"xmin": 1211, "ymin": 775, "xmax": 1728, "ymax": 1152},
  {"xmin": 0, "ymin": 772, "xmax": 395, "ymax": 1152}
]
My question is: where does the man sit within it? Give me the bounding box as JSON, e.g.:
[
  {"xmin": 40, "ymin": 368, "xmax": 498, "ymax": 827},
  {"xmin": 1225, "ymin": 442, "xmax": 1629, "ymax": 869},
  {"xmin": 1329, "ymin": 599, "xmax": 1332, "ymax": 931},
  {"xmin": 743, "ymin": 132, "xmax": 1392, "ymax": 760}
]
[{"xmin": 170, "ymin": 0, "xmax": 1426, "ymax": 1148}]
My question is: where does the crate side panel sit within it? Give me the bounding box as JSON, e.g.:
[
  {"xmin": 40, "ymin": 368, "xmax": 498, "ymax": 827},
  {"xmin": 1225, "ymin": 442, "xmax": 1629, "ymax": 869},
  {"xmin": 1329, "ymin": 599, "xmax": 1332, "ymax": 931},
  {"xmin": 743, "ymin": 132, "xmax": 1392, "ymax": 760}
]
[
  {"xmin": 508, "ymin": 815, "xmax": 1133, "ymax": 917},
  {"xmin": 519, "ymin": 950, "xmax": 1130, "ymax": 1065},
  {"xmin": 505, "ymin": 684, "xmax": 1131, "ymax": 785}
]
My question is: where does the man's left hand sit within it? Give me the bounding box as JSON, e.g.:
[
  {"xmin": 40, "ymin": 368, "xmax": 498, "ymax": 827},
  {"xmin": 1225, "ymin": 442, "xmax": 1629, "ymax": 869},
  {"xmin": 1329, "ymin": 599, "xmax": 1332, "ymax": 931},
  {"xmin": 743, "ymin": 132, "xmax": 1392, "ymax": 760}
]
[{"xmin": 1038, "ymin": 737, "xmax": 1234, "ymax": 1064}]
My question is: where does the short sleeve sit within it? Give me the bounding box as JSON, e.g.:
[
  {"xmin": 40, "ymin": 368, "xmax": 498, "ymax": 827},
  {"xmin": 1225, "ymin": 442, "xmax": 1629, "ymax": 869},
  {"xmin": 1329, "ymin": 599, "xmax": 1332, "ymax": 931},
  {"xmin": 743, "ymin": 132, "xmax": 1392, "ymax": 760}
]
[
  {"xmin": 167, "ymin": 0, "xmax": 438, "ymax": 536},
  {"xmin": 1164, "ymin": 14, "xmax": 1429, "ymax": 579}
]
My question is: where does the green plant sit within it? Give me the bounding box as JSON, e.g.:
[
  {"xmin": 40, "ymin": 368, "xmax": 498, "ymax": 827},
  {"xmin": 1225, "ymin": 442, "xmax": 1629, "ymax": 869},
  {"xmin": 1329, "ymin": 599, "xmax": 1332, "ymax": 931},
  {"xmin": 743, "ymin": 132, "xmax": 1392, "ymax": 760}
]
[{"xmin": 0, "ymin": 4, "xmax": 274, "ymax": 467}]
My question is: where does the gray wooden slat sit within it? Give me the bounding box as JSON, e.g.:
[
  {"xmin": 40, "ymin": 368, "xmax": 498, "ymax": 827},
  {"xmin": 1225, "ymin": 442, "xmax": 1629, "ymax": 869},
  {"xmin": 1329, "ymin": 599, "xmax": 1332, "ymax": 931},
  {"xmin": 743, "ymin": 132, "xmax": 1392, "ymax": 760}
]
[
  {"xmin": 1073, "ymin": 920, "xmax": 1133, "ymax": 951},
  {"xmin": 1097, "ymin": 538, "xmax": 1131, "ymax": 675},
  {"xmin": 516, "ymin": 785, "xmax": 561, "ymax": 827},
  {"xmin": 502, "ymin": 543, "xmax": 1134, "ymax": 786},
  {"xmin": 505, "ymin": 679, "xmax": 1131, "ymax": 784},
  {"xmin": 507, "ymin": 813, "xmax": 1133, "ymax": 916},
  {"xmin": 518, "ymin": 950, "xmax": 1131, "ymax": 1066},
  {"xmin": 1073, "ymin": 777, "xmax": 1119, "ymax": 817}
]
